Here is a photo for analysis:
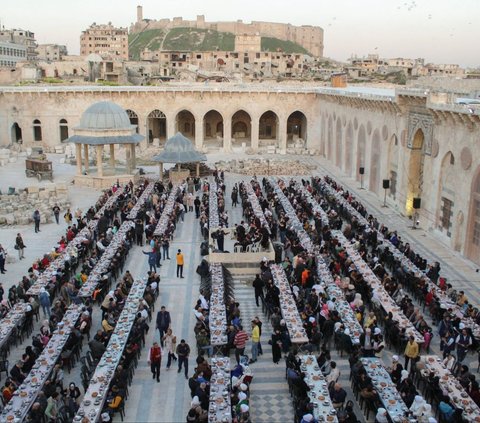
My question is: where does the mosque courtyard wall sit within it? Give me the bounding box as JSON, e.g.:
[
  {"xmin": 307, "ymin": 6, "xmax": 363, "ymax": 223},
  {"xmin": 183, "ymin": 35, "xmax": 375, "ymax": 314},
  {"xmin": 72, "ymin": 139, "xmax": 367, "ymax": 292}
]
[{"xmin": 0, "ymin": 85, "xmax": 479, "ymax": 265}]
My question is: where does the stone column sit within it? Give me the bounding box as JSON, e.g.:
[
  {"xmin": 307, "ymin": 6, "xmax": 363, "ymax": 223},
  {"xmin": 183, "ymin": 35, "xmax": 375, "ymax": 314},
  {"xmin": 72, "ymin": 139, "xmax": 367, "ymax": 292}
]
[
  {"xmin": 195, "ymin": 119, "xmax": 204, "ymax": 150},
  {"xmin": 75, "ymin": 144, "xmax": 82, "ymax": 175},
  {"xmin": 83, "ymin": 144, "xmax": 89, "ymax": 173},
  {"xmin": 196, "ymin": 162, "xmax": 200, "ymax": 177},
  {"xmin": 278, "ymin": 118, "xmax": 287, "ymax": 153},
  {"xmin": 96, "ymin": 145, "xmax": 103, "ymax": 177},
  {"xmin": 130, "ymin": 144, "xmax": 136, "ymax": 172},
  {"xmin": 251, "ymin": 118, "xmax": 259, "ymax": 151},
  {"xmin": 159, "ymin": 162, "xmax": 164, "ymax": 179},
  {"xmin": 109, "ymin": 144, "xmax": 115, "ymax": 170},
  {"xmin": 167, "ymin": 116, "xmax": 176, "ymax": 140},
  {"xmin": 223, "ymin": 118, "xmax": 232, "ymax": 152}
]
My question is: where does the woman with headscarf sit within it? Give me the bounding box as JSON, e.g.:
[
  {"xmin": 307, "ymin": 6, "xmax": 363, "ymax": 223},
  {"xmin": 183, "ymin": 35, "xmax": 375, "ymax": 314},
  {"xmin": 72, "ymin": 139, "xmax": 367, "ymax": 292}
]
[
  {"xmin": 375, "ymin": 408, "xmax": 388, "ymax": 423},
  {"xmin": 271, "ymin": 328, "xmax": 282, "ymax": 364},
  {"xmin": 410, "ymin": 395, "xmax": 427, "ymax": 418}
]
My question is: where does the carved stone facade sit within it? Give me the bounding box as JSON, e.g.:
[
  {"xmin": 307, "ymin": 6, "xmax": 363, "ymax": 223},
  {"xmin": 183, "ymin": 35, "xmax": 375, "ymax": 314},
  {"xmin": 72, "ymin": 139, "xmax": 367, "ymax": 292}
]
[{"xmin": 407, "ymin": 111, "xmax": 434, "ymax": 155}]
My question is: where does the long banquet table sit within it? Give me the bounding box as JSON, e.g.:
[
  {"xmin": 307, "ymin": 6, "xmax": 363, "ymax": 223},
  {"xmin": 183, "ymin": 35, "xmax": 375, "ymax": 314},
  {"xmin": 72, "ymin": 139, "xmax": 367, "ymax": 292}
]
[
  {"xmin": 209, "ymin": 263, "xmax": 228, "ymax": 347},
  {"xmin": 1, "ymin": 304, "xmax": 82, "ymax": 422},
  {"xmin": 245, "ymin": 181, "xmax": 271, "ymax": 234},
  {"xmin": 319, "ymin": 179, "xmax": 480, "ymax": 337},
  {"xmin": 270, "ymin": 264, "xmax": 309, "ymax": 343},
  {"xmin": 78, "ymin": 220, "xmax": 135, "ymax": 297},
  {"xmin": 420, "ymin": 355, "xmax": 480, "ymax": 422},
  {"xmin": 361, "ymin": 357, "xmax": 409, "ymax": 422},
  {"xmin": 299, "ymin": 355, "xmax": 338, "ymax": 422},
  {"xmin": 0, "ymin": 303, "xmax": 29, "ymax": 351},
  {"xmin": 153, "ymin": 184, "xmax": 182, "ymax": 237},
  {"xmin": 208, "ymin": 357, "xmax": 232, "ymax": 423},
  {"xmin": 126, "ymin": 180, "xmax": 156, "ymax": 220},
  {"xmin": 74, "ymin": 277, "xmax": 148, "ymax": 422},
  {"xmin": 209, "ymin": 180, "xmax": 220, "ymax": 228},
  {"xmin": 333, "ymin": 230, "xmax": 424, "ymax": 343}
]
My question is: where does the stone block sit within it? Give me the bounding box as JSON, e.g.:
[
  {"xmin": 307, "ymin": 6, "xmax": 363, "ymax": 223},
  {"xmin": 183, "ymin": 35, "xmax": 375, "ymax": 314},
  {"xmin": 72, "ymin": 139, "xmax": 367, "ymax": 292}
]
[
  {"xmin": 5, "ymin": 214, "xmax": 14, "ymax": 225},
  {"xmin": 0, "ymin": 216, "xmax": 6, "ymax": 225},
  {"xmin": 56, "ymin": 183, "xmax": 67, "ymax": 191},
  {"xmin": 8, "ymin": 157, "xmax": 17, "ymax": 163},
  {"xmin": 54, "ymin": 146, "xmax": 64, "ymax": 154},
  {"xmin": 39, "ymin": 190, "xmax": 50, "ymax": 199},
  {"xmin": 28, "ymin": 186, "xmax": 40, "ymax": 194}
]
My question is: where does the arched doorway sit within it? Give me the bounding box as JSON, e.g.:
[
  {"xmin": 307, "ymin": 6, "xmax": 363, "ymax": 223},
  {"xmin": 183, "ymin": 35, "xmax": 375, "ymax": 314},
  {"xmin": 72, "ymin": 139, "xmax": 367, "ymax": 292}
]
[
  {"xmin": 33, "ymin": 119, "xmax": 42, "ymax": 142},
  {"xmin": 259, "ymin": 111, "xmax": 278, "ymax": 147},
  {"xmin": 231, "ymin": 110, "xmax": 251, "ymax": 147},
  {"xmin": 59, "ymin": 119, "xmax": 69, "ymax": 141},
  {"xmin": 369, "ymin": 129, "xmax": 381, "ymax": 193},
  {"xmin": 437, "ymin": 151, "xmax": 456, "ymax": 237},
  {"xmin": 327, "ymin": 116, "xmax": 333, "ymax": 160},
  {"xmin": 204, "ymin": 110, "xmax": 223, "ymax": 147},
  {"xmin": 147, "ymin": 110, "xmax": 167, "ymax": 144},
  {"xmin": 335, "ymin": 118, "xmax": 343, "ymax": 168},
  {"xmin": 466, "ymin": 169, "xmax": 480, "ymax": 264},
  {"xmin": 406, "ymin": 129, "xmax": 425, "ymax": 214},
  {"xmin": 387, "ymin": 134, "xmax": 399, "ymax": 199},
  {"xmin": 176, "ymin": 110, "xmax": 195, "ymax": 141},
  {"xmin": 126, "ymin": 109, "xmax": 139, "ymax": 134},
  {"xmin": 344, "ymin": 122, "xmax": 353, "ymax": 176},
  {"xmin": 320, "ymin": 114, "xmax": 326, "ymax": 157},
  {"xmin": 11, "ymin": 123, "xmax": 22, "ymax": 144},
  {"xmin": 356, "ymin": 125, "xmax": 366, "ymax": 182},
  {"xmin": 286, "ymin": 111, "xmax": 307, "ymax": 145}
]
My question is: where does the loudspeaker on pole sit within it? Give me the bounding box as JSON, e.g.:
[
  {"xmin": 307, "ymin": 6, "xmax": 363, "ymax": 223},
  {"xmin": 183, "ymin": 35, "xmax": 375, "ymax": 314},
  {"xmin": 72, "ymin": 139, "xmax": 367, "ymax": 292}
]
[
  {"xmin": 382, "ymin": 179, "xmax": 390, "ymax": 189},
  {"xmin": 413, "ymin": 197, "xmax": 421, "ymax": 209},
  {"xmin": 359, "ymin": 167, "xmax": 365, "ymax": 175}
]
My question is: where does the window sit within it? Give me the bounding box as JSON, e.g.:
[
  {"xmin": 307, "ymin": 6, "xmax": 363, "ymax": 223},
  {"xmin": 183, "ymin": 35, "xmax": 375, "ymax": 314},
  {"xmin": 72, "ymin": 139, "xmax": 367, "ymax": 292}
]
[
  {"xmin": 33, "ymin": 119, "xmax": 42, "ymax": 141},
  {"xmin": 440, "ymin": 197, "xmax": 453, "ymax": 236}
]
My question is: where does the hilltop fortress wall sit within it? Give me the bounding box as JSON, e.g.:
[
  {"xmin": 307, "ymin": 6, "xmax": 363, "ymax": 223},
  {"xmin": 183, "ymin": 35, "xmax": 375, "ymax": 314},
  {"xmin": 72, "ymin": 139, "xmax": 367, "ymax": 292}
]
[{"xmin": 130, "ymin": 7, "xmax": 324, "ymax": 57}]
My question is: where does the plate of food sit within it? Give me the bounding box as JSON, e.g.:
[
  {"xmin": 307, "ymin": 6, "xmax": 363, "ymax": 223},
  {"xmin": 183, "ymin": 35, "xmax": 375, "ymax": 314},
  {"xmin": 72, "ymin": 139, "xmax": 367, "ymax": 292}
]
[{"xmin": 312, "ymin": 375, "xmax": 321, "ymax": 381}]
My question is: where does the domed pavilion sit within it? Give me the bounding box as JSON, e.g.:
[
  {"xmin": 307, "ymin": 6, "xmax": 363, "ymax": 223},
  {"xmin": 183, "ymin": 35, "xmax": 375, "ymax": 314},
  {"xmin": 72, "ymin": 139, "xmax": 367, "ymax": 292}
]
[
  {"xmin": 153, "ymin": 132, "xmax": 207, "ymax": 182},
  {"xmin": 65, "ymin": 101, "xmax": 144, "ymax": 187}
]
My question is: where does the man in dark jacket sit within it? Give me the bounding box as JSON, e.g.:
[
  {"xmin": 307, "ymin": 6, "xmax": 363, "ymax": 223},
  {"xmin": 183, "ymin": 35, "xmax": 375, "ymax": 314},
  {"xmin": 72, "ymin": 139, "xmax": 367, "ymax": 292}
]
[
  {"xmin": 156, "ymin": 306, "xmax": 171, "ymax": 347},
  {"xmin": 252, "ymin": 274, "xmax": 265, "ymax": 307}
]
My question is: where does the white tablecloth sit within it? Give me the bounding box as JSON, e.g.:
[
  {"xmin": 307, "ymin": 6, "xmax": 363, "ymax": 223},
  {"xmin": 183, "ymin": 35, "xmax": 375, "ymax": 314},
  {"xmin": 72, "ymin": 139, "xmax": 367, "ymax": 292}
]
[
  {"xmin": 245, "ymin": 182, "xmax": 271, "ymax": 234},
  {"xmin": 75, "ymin": 278, "xmax": 148, "ymax": 422},
  {"xmin": 127, "ymin": 181, "xmax": 156, "ymax": 220},
  {"xmin": 209, "ymin": 263, "xmax": 228, "ymax": 347},
  {"xmin": 1, "ymin": 304, "xmax": 82, "ymax": 422},
  {"xmin": 299, "ymin": 355, "xmax": 338, "ymax": 422},
  {"xmin": 361, "ymin": 357, "xmax": 408, "ymax": 422},
  {"xmin": 153, "ymin": 184, "xmax": 183, "ymax": 237},
  {"xmin": 208, "ymin": 357, "xmax": 232, "ymax": 423}
]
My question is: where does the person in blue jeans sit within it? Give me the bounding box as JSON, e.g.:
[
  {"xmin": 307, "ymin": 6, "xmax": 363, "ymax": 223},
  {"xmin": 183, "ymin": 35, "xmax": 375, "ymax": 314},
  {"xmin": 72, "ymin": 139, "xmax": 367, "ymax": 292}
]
[
  {"xmin": 142, "ymin": 250, "xmax": 157, "ymax": 273},
  {"xmin": 162, "ymin": 237, "xmax": 170, "ymax": 260}
]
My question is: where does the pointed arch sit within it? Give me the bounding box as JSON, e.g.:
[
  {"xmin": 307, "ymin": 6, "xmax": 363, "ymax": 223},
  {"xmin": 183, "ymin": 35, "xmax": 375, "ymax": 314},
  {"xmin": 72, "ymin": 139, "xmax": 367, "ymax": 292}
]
[
  {"xmin": 287, "ymin": 111, "xmax": 307, "ymax": 143},
  {"xmin": 335, "ymin": 118, "xmax": 343, "ymax": 168},
  {"xmin": 344, "ymin": 122, "xmax": 353, "ymax": 176},
  {"xmin": 406, "ymin": 128, "xmax": 425, "ymax": 214},
  {"xmin": 369, "ymin": 129, "xmax": 381, "ymax": 193},
  {"xmin": 327, "ymin": 116, "xmax": 333, "ymax": 160},
  {"xmin": 387, "ymin": 134, "xmax": 399, "ymax": 199},
  {"xmin": 147, "ymin": 109, "xmax": 167, "ymax": 143},
  {"xmin": 232, "ymin": 110, "xmax": 252, "ymax": 147},
  {"xmin": 175, "ymin": 110, "xmax": 195, "ymax": 141},
  {"xmin": 466, "ymin": 166, "xmax": 480, "ymax": 264},
  {"xmin": 356, "ymin": 124, "xmax": 366, "ymax": 181}
]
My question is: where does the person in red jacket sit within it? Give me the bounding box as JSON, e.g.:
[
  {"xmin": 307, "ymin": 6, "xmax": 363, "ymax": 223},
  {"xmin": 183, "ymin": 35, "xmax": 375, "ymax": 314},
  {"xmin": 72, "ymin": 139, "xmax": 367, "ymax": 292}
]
[{"xmin": 148, "ymin": 342, "xmax": 162, "ymax": 382}]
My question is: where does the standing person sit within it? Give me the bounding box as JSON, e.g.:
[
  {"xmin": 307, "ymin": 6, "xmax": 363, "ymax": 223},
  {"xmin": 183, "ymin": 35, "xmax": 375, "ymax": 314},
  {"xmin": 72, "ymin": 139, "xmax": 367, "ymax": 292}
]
[
  {"xmin": 252, "ymin": 274, "xmax": 265, "ymax": 307},
  {"xmin": 148, "ymin": 341, "xmax": 162, "ymax": 382},
  {"xmin": 142, "ymin": 250, "xmax": 157, "ymax": 273},
  {"xmin": 176, "ymin": 339, "xmax": 190, "ymax": 379},
  {"xmin": 0, "ymin": 245, "xmax": 6, "ymax": 274},
  {"xmin": 456, "ymin": 327, "xmax": 472, "ymax": 363},
  {"xmin": 176, "ymin": 249, "xmax": 184, "ymax": 278},
  {"xmin": 404, "ymin": 335, "xmax": 419, "ymax": 371},
  {"xmin": 162, "ymin": 236, "xmax": 170, "ymax": 260},
  {"xmin": 254, "ymin": 316, "xmax": 263, "ymax": 356},
  {"xmin": 250, "ymin": 320, "xmax": 260, "ymax": 364},
  {"xmin": 231, "ymin": 186, "xmax": 238, "ymax": 207},
  {"xmin": 194, "ymin": 196, "xmax": 201, "ymax": 218},
  {"xmin": 271, "ymin": 328, "xmax": 283, "ymax": 364},
  {"xmin": 234, "ymin": 325, "xmax": 249, "ymax": 365},
  {"xmin": 15, "ymin": 233, "xmax": 26, "ymax": 260},
  {"xmin": 39, "ymin": 287, "xmax": 51, "ymax": 317},
  {"xmin": 52, "ymin": 204, "xmax": 61, "ymax": 224},
  {"xmin": 135, "ymin": 219, "xmax": 144, "ymax": 246},
  {"xmin": 33, "ymin": 210, "xmax": 41, "ymax": 233},
  {"xmin": 156, "ymin": 306, "xmax": 171, "ymax": 347},
  {"xmin": 64, "ymin": 208, "xmax": 73, "ymax": 225},
  {"xmin": 163, "ymin": 328, "xmax": 177, "ymax": 370}
]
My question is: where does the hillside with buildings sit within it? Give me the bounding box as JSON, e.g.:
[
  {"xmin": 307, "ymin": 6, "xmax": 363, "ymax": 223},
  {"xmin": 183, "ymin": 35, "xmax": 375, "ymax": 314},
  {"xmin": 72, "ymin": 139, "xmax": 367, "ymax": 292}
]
[{"xmin": 128, "ymin": 27, "xmax": 308, "ymax": 60}]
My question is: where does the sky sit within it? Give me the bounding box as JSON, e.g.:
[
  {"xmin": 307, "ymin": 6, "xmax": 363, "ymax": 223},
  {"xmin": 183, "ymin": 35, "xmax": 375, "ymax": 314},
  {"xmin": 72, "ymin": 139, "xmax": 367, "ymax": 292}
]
[{"xmin": 1, "ymin": 0, "xmax": 479, "ymax": 67}]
